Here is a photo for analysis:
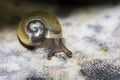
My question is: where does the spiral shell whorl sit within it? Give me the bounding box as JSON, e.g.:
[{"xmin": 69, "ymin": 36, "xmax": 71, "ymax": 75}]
[{"xmin": 24, "ymin": 18, "xmax": 45, "ymax": 44}]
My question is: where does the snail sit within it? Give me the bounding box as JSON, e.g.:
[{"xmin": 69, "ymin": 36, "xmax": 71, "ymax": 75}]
[{"xmin": 18, "ymin": 10, "xmax": 72, "ymax": 60}]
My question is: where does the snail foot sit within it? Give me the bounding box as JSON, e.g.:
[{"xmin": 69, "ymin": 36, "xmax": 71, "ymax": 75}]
[{"xmin": 47, "ymin": 38, "xmax": 72, "ymax": 60}]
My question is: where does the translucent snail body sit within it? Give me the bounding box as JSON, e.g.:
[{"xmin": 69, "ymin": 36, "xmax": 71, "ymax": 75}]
[{"xmin": 18, "ymin": 10, "xmax": 72, "ymax": 59}]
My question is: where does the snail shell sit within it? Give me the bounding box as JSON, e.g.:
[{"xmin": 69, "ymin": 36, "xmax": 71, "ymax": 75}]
[{"xmin": 18, "ymin": 11, "xmax": 62, "ymax": 46}]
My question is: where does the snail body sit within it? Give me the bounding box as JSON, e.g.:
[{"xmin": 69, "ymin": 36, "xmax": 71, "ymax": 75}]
[{"xmin": 18, "ymin": 10, "xmax": 72, "ymax": 59}]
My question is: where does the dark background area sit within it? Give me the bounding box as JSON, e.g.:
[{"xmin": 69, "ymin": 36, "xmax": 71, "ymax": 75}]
[
  {"xmin": 16, "ymin": 0, "xmax": 120, "ymax": 5},
  {"xmin": 0, "ymin": 0, "xmax": 120, "ymax": 25}
]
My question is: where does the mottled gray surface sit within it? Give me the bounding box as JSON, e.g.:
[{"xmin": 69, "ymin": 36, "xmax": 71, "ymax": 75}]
[{"xmin": 80, "ymin": 59, "xmax": 120, "ymax": 80}]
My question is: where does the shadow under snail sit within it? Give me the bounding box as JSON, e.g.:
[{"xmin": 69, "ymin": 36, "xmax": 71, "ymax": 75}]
[{"xmin": 18, "ymin": 10, "xmax": 72, "ymax": 60}]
